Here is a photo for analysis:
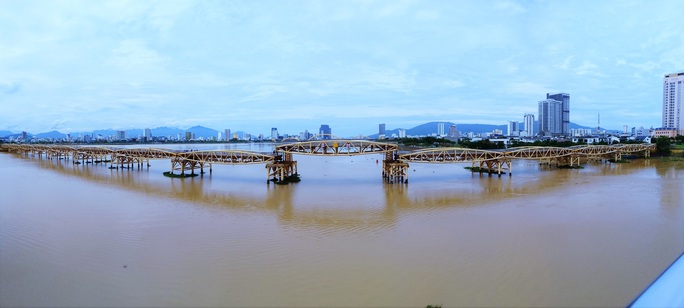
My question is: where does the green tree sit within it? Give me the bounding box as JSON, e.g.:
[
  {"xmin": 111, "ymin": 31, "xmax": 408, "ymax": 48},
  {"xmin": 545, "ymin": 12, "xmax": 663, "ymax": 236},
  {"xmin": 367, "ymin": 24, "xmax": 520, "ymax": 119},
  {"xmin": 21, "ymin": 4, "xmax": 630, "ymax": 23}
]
[
  {"xmin": 654, "ymin": 136, "xmax": 671, "ymax": 156},
  {"xmin": 675, "ymin": 135, "xmax": 684, "ymax": 144}
]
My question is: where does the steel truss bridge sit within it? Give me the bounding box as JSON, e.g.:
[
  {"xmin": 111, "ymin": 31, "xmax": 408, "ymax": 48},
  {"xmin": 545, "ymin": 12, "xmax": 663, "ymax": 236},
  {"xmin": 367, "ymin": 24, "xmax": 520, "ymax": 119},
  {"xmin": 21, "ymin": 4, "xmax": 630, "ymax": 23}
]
[{"xmin": 1, "ymin": 142, "xmax": 654, "ymax": 184}]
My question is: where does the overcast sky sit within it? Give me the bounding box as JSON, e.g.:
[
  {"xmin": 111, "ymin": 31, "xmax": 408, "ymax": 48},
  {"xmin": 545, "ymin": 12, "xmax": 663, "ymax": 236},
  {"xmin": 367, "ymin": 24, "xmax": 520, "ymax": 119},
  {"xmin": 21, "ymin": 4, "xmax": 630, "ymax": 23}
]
[{"xmin": 1, "ymin": 0, "xmax": 683, "ymax": 136}]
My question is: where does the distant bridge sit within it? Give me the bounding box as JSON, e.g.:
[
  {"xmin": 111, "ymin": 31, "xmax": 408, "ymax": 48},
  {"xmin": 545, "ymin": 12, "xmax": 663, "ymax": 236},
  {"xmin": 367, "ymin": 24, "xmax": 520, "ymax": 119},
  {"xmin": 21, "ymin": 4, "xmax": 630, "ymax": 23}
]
[{"xmin": 1, "ymin": 142, "xmax": 655, "ymax": 184}]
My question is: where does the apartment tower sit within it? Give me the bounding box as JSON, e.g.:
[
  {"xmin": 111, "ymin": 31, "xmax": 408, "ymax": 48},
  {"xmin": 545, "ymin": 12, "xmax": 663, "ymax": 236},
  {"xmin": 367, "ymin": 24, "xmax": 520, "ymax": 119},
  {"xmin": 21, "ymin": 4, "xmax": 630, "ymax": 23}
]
[
  {"xmin": 523, "ymin": 113, "xmax": 535, "ymax": 137},
  {"xmin": 546, "ymin": 93, "xmax": 570, "ymax": 135},
  {"xmin": 663, "ymin": 72, "xmax": 684, "ymax": 134},
  {"xmin": 538, "ymin": 99, "xmax": 562, "ymax": 135}
]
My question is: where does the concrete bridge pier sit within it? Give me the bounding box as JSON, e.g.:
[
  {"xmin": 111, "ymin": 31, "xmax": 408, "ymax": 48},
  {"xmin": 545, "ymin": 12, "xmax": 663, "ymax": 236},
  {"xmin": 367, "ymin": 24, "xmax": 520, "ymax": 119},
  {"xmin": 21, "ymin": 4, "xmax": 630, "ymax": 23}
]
[
  {"xmin": 381, "ymin": 151, "xmax": 408, "ymax": 184},
  {"xmin": 265, "ymin": 152, "xmax": 298, "ymax": 184},
  {"xmin": 168, "ymin": 158, "xmax": 205, "ymax": 176},
  {"xmin": 556, "ymin": 155, "xmax": 581, "ymax": 167},
  {"xmin": 265, "ymin": 161, "xmax": 297, "ymax": 183},
  {"xmin": 382, "ymin": 160, "xmax": 409, "ymax": 183},
  {"xmin": 478, "ymin": 159, "xmax": 510, "ymax": 177}
]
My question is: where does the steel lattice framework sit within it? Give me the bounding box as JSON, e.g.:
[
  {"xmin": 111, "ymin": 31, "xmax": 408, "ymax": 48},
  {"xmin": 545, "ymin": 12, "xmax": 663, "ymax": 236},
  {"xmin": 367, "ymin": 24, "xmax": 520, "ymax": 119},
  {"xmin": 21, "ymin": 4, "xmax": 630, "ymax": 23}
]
[
  {"xmin": 504, "ymin": 147, "xmax": 574, "ymax": 159},
  {"xmin": 178, "ymin": 150, "xmax": 276, "ymax": 164},
  {"xmin": 275, "ymin": 140, "xmax": 398, "ymax": 156},
  {"xmin": 398, "ymin": 148, "xmax": 504, "ymax": 163},
  {"xmin": 0, "ymin": 142, "xmax": 656, "ymax": 182}
]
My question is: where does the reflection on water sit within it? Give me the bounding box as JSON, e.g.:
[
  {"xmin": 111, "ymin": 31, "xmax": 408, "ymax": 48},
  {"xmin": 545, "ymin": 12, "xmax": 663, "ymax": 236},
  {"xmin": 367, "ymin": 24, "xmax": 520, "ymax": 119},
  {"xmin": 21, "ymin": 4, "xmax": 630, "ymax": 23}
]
[
  {"xmin": 1, "ymin": 150, "xmax": 683, "ymax": 307},
  {"xmin": 28, "ymin": 154, "xmax": 660, "ymax": 229}
]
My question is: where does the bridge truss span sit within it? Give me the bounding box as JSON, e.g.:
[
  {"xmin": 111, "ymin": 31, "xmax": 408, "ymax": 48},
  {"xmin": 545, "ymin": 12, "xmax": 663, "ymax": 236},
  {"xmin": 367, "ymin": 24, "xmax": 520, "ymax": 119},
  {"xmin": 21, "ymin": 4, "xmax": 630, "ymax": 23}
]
[
  {"xmin": 0, "ymin": 142, "xmax": 657, "ymax": 183},
  {"xmin": 178, "ymin": 150, "xmax": 276, "ymax": 165},
  {"xmin": 504, "ymin": 146, "xmax": 574, "ymax": 159},
  {"xmin": 275, "ymin": 140, "xmax": 398, "ymax": 156},
  {"xmin": 398, "ymin": 148, "xmax": 504, "ymax": 163}
]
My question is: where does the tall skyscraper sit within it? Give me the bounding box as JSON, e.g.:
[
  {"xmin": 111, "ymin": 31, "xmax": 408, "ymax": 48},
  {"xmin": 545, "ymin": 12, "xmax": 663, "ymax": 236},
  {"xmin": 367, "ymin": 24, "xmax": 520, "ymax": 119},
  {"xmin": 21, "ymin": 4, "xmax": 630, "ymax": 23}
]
[
  {"xmin": 144, "ymin": 128, "xmax": 152, "ymax": 140},
  {"xmin": 271, "ymin": 127, "xmax": 279, "ymax": 140},
  {"xmin": 663, "ymin": 72, "xmax": 684, "ymax": 133},
  {"xmin": 319, "ymin": 124, "xmax": 331, "ymax": 139},
  {"xmin": 448, "ymin": 124, "xmax": 458, "ymax": 138},
  {"xmin": 538, "ymin": 99, "xmax": 563, "ymax": 135},
  {"xmin": 437, "ymin": 123, "xmax": 445, "ymax": 136},
  {"xmin": 224, "ymin": 129, "xmax": 231, "ymax": 141},
  {"xmin": 379, "ymin": 123, "xmax": 386, "ymax": 138},
  {"xmin": 546, "ymin": 93, "xmax": 570, "ymax": 134},
  {"xmin": 507, "ymin": 121, "xmax": 519, "ymax": 136},
  {"xmin": 523, "ymin": 113, "xmax": 535, "ymax": 137}
]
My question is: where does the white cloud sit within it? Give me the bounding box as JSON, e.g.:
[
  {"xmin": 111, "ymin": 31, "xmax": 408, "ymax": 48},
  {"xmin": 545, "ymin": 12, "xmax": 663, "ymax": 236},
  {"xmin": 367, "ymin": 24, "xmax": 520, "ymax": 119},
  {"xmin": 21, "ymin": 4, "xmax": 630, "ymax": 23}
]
[
  {"xmin": 574, "ymin": 60, "xmax": 602, "ymax": 77},
  {"xmin": 504, "ymin": 82, "xmax": 553, "ymax": 96},
  {"xmin": 0, "ymin": 0, "xmax": 672, "ymax": 135},
  {"xmin": 443, "ymin": 80, "xmax": 466, "ymax": 88},
  {"xmin": 494, "ymin": 0, "xmax": 527, "ymax": 14},
  {"xmin": 376, "ymin": 0, "xmax": 413, "ymax": 18},
  {"xmin": 109, "ymin": 40, "xmax": 168, "ymax": 71}
]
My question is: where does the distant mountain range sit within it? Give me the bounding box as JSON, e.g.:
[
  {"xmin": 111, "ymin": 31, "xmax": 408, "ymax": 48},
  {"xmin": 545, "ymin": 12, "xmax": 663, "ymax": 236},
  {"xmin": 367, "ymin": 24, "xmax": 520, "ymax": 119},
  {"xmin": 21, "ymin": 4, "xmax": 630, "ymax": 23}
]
[{"xmin": 1, "ymin": 122, "xmax": 616, "ymax": 139}]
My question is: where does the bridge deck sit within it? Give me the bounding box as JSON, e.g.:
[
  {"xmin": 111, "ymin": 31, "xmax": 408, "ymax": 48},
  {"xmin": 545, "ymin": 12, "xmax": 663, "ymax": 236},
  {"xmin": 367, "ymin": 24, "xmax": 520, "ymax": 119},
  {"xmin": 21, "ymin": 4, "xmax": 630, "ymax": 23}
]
[{"xmin": 1, "ymin": 142, "xmax": 655, "ymax": 182}]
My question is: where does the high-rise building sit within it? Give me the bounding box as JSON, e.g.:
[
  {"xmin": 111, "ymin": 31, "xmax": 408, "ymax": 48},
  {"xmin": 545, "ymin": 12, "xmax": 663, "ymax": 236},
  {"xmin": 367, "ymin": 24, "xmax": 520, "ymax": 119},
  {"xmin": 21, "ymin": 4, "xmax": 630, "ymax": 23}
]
[
  {"xmin": 319, "ymin": 124, "xmax": 331, "ymax": 139},
  {"xmin": 523, "ymin": 113, "xmax": 535, "ymax": 137},
  {"xmin": 271, "ymin": 127, "xmax": 278, "ymax": 140},
  {"xmin": 437, "ymin": 123, "xmax": 445, "ymax": 136},
  {"xmin": 662, "ymin": 72, "xmax": 684, "ymax": 134},
  {"xmin": 378, "ymin": 123, "xmax": 386, "ymax": 138},
  {"xmin": 398, "ymin": 129, "xmax": 406, "ymax": 138},
  {"xmin": 144, "ymin": 128, "xmax": 152, "ymax": 140},
  {"xmin": 299, "ymin": 130, "xmax": 311, "ymax": 140},
  {"xmin": 224, "ymin": 129, "xmax": 231, "ymax": 141},
  {"xmin": 538, "ymin": 99, "xmax": 563, "ymax": 135},
  {"xmin": 546, "ymin": 93, "xmax": 570, "ymax": 134},
  {"xmin": 116, "ymin": 130, "xmax": 126, "ymax": 141},
  {"xmin": 448, "ymin": 125, "xmax": 458, "ymax": 138},
  {"xmin": 507, "ymin": 121, "xmax": 519, "ymax": 136}
]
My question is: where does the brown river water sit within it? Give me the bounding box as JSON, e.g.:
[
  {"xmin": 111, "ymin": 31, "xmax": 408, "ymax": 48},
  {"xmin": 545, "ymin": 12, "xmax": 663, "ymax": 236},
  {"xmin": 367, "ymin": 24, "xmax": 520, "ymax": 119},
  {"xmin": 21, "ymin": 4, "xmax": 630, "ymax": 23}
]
[{"xmin": 1, "ymin": 144, "xmax": 683, "ymax": 307}]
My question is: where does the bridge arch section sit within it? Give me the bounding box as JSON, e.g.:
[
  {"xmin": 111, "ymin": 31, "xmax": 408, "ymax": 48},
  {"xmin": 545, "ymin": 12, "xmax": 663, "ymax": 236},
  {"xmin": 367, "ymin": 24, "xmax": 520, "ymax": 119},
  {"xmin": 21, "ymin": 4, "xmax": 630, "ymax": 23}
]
[
  {"xmin": 397, "ymin": 147, "xmax": 510, "ymax": 176},
  {"xmin": 398, "ymin": 147, "xmax": 504, "ymax": 163},
  {"xmin": 275, "ymin": 140, "xmax": 398, "ymax": 156}
]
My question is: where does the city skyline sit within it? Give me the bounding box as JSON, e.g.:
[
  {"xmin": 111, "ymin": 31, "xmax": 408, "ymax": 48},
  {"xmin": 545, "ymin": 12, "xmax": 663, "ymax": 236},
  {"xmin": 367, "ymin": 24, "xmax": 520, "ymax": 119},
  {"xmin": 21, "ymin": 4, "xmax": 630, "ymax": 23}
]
[{"xmin": 1, "ymin": 1, "xmax": 683, "ymax": 136}]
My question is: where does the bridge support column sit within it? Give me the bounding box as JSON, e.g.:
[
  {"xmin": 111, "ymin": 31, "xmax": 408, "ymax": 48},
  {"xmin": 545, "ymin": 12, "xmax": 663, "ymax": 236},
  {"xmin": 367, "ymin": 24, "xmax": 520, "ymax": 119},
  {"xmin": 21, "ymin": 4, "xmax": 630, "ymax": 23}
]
[
  {"xmin": 265, "ymin": 161, "xmax": 297, "ymax": 184},
  {"xmin": 570, "ymin": 155, "xmax": 580, "ymax": 167},
  {"xmin": 169, "ymin": 158, "xmax": 201, "ymax": 176},
  {"xmin": 382, "ymin": 160, "xmax": 408, "ymax": 183}
]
